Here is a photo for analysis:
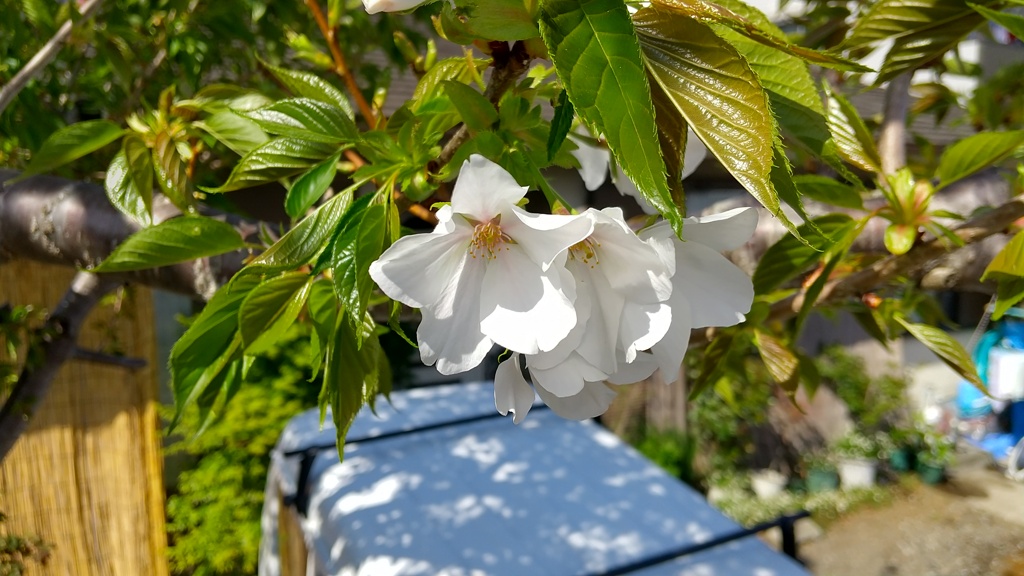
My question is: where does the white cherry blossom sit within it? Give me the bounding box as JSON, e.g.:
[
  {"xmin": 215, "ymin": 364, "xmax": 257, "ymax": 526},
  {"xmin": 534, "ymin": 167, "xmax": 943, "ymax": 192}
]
[
  {"xmin": 641, "ymin": 207, "xmax": 759, "ymax": 383},
  {"xmin": 570, "ymin": 128, "xmax": 708, "ymax": 214},
  {"xmin": 369, "ymin": 155, "xmax": 592, "ymax": 375}
]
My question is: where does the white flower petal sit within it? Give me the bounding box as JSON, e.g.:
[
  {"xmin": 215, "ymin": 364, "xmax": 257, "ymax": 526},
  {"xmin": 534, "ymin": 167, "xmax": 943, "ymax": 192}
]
[
  {"xmin": 479, "ymin": 246, "xmax": 577, "ymax": 355},
  {"xmin": 651, "ymin": 300, "xmax": 693, "ymax": 384},
  {"xmin": 606, "ymin": 351, "xmax": 659, "ymax": 385},
  {"xmin": 618, "ymin": 302, "xmax": 672, "ymax": 362},
  {"xmin": 590, "ymin": 208, "xmax": 672, "ymax": 303},
  {"xmin": 494, "ymin": 354, "xmax": 535, "ymax": 424},
  {"xmin": 417, "ymin": 257, "xmax": 493, "ymax": 375},
  {"xmin": 680, "ymin": 129, "xmax": 708, "ymax": 180},
  {"xmin": 611, "ymin": 174, "xmax": 659, "ymax": 215},
  {"xmin": 572, "ymin": 263, "xmax": 622, "ymax": 375},
  {"xmin": 369, "ymin": 224, "xmax": 471, "ymax": 308},
  {"xmin": 570, "ymin": 129, "xmax": 611, "ymax": 191},
  {"xmin": 528, "ymin": 272, "xmax": 593, "ymax": 370},
  {"xmin": 503, "ymin": 208, "xmax": 593, "ymax": 270},
  {"xmin": 675, "ymin": 242, "xmax": 753, "ymax": 329},
  {"xmin": 535, "ymin": 381, "xmax": 617, "ymax": 421},
  {"xmin": 682, "ymin": 207, "xmax": 759, "ymax": 252},
  {"xmin": 529, "ymin": 353, "xmax": 607, "ymax": 398},
  {"xmin": 451, "ymin": 155, "xmax": 528, "ymax": 221},
  {"xmin": 361, "ymin": 0, "xmax": 425, "ymax": 13}
]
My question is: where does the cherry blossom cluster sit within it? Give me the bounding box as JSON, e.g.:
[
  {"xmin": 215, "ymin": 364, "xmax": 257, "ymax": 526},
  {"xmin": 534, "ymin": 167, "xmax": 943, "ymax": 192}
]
[{"xmin": 369, "ymin": 155, "xmax": 756, "ymax": 422}]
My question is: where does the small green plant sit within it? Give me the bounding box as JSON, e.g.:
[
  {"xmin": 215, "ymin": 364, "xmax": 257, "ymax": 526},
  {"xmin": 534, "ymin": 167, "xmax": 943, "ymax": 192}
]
[
  {"xmin": 710, "ymin": 472, "xmax": 896, "ymax": 527},
  {"xmin": 803, "ymin": 452, "xmax": 836, "ymax": 473},
  {"xmin": 916, "ymin": 430, "xmax": 955, "ymax": 467},
  {"xmin": 0, "ymin": 512, "xmax": 51, "ymax": 576},
  {"xmin": 833, "ymin": 431, "xmax": 881, "ymax": 460}
]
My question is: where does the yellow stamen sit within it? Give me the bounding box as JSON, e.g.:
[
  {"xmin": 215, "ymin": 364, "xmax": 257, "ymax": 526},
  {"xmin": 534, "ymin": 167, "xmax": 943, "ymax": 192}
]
[
  {"xmin": 469, "ymin": 219, "xmax": 511, "ymax": 259},
  {"xmin": 569, "ymin": 237, "xmax": 601, "ymax": 268}
]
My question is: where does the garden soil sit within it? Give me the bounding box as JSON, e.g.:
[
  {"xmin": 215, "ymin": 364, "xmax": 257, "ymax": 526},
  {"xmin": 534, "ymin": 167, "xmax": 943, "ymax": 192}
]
[{"xmin": 799, "ymin": 447, "xmax": 1024, "ymax": 576}]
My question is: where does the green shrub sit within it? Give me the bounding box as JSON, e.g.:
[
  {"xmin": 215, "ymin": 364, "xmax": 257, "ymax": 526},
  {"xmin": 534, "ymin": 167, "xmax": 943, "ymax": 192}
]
[
  {"xmin": 635, "ymin": 430, "xmax": 701, "ymax": 489},
  {"xmin": 165, "ymin": 327, "xmax": 319, "ymax": 576},
  {"xmin": 817, "ymin": 346, "xmax": 909, "ymax": 430}
]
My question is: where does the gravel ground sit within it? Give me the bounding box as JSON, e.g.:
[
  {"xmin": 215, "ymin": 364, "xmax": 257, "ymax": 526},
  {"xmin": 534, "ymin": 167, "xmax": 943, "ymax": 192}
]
[{"xmin": 800, "ymin": 458, "xmax": 1024, "ymax": 576}]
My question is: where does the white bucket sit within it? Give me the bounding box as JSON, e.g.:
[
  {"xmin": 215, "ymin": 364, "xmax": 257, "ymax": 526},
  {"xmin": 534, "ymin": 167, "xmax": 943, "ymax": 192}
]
[{"xmin": 838, "ymin": 458, "xmax": 877, "ymax": 489}]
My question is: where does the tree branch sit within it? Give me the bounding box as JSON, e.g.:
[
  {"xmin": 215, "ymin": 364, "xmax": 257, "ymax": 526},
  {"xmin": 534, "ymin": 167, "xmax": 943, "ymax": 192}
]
[
  {"xmin": 0, "ymin": 0, "xmax": 104, "ymax": 116},
  {"xmin": 765, "ymin": 196, "xmax": 1024, "ymax": 325},
  {"xmin": 0, "ymin": 272, "xmax": 120, "ymax": 461},
  {"xmin": 0, "ymin": 170, "xmax": 248, "ymax": 300},
  {"xmin": 435, "ymin": 41, "xmax": 531, "ymax": 171},
  {"xmin": 878, "ymin": 73, "xmax": 912, "ymax": 176},
  {"xmin": 304, "ymin": 0, "xmax": 378, "ymax": 128}
]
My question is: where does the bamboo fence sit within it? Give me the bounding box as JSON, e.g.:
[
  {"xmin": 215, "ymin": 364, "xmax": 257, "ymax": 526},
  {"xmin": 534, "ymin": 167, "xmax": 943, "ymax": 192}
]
[{"xmin": 0, "ymin": 261, "xmax": 168, "ymax": 576}]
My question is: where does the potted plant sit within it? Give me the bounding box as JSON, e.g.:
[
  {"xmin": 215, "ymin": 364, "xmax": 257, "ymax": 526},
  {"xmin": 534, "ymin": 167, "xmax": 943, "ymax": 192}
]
[
  {"xmin": 887, "ymin": 425, "xmax": 923, "ymax": 472},
  {"xmin": 916, "ymin": 432, "xmax": 955, "ymax": 485},
  {"xmin": 833, "ymin": 431, "xmax": 880, "ymax": 489},
  {"xmin": 803, "ymin": 453, "xmax": 839, "ymax": 493}
]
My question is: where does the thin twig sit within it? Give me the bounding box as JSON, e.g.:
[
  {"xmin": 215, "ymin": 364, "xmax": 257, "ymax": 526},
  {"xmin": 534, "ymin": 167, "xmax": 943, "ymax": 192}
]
[
  {"xmin": 776, "ymin": 197, "xmax": 1024, "ymax": 323},
  {"xmin": 878, "ymin": 73, "xmax": 912, "ymax": 176},
  {"xmin": 435, "ymin": 41, "xmax": 531, "ymax": 171},
  {"xmin": 0, "ymin": 0, "xmax": 104, "ymax": 116},
  {"xmin": 0, "ymin": 272, "xmax": 120, "ymax": 462},
  {"xmin": 303, "ymin": 0, "xmax": 378, "ymax": 128}
]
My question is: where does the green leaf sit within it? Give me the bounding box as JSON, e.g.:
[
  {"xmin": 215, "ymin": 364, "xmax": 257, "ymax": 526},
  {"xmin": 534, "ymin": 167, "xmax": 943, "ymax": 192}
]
[
  {"xmin": 438, "ymin": 0, "xmax": 541, "ymax": 41},
  {"xmin": 247, "ymin": 190, "xmax": 353, "ymax": 272},
  {"xmin": 152, "ymin": 131, "xmax": 193, "ymax": 211},
  {"xmin": 104, "ymin": 137, "xmax": 154, "ymax": 226},
  {"xmin": 754, "ymin": 330, "xmax": 799, "ymax": 390},
  {"xmin": 21, "ymin": 120, "xmax": 124, "ymax": 177},
  {"xmin": 993, "ymin": 277, "xmax": 1024, "ymax": 320},
  {"xmin": 331, "ymin": 203, "xmax": 387, "ymax": 331},
  {"xmin": 793, "ymin": 175, "xmax": 864, "ymax": 209},
  {"xmin": 540, "ymin": 0, "xmax": 677, "ymax": 234},
  {"xmin": 194, "ymin": 110, "xmax": 269, "ymax": 156},
  {"xmin": 649, "ymin": 80, "xmax": 689, "ymax": 213},
  {"xmin": 982, "ymin": 229, "xmax": 1024, "ymax": 318},
  {"xmin": 896, "ymin": 316, "xmax": 984, "ymax": 388},
  {"xmin": 983, "ymin": 230, "xmax": 1024, "ymax": 278},
  {"xmin": 636, "ymin": 10, "xmax": 788, "ymax": 233},
  {"xmin": 241, "ymin": 98, "xmax": 358, "ymax": 143},
  {"xmin": 936, "ymin": 130, "xmax": 1024, "ymax": 189},
  {"xmin": 323, "ymin": 313, "xmax": 389, "ymax": 457},
  {"xmin": 308, "ymin": 279, "xmax": 339, "ymax": 379},
  {"xmin": 238, "ymin": 273, "xmax": 313, "ymax": 355},
  {"xmin": 205, "ymin": 137, "xmax": 339, "ymax": 193},
  {"xmin": 169, "ymin": 275, "xmax": 259, "ymax": 425},
  {"xmin": 844, "ymin": 0, "xmax": 989, "ymax": 83},
  {"xmin": 651, "ymin": 0, "xmax": 869, "ymax": 71},
  {"xmin": 884, "ymin": 223, "xmax": 917, "ymax": 255},
  {"xmin": 971, "ymin": 3, "xmax": 1024, "ymax": 39},
  {"xmin": 547, "ymin": 90, "xmax": 574, "ymax": 162},
  {"xmin": 824, "ymin": 83, "xmax": 882, "ymax": 173},
  {"xmin": 259, "ymin": 60, "xmax": 355, "ymax": 120},
  {"xmin": 285, "ymin": 152, "xmax": 341, "ymax": 219},
  {"xmin": 689, "ymin": 331, "xmax": 735, "ymax": 399},
  {"xmin": 92, "ymin": 217, "xmax": 245, "ymax": 272},
  {"xmin": 412, "ymin": 56, "xmax": 489, "ymax": 106},
  {"xmin": 706, "ymin": 0, "xmax": 857, "ymax": 182},
  {"xmin": 442, "ymin": 81, "xmax": 499, "ymax": 131},
  {"xmin": 753, "ymin": 214, "xmax": 856, "ymax": 294},
  {"xmin": 173, "ymin": 84, "xmax": 272, "ymax": 114}
]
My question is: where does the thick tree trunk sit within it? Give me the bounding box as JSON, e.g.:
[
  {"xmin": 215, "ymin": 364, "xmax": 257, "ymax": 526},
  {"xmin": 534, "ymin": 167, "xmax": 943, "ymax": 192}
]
[{"xmin": 0, "ymin": 170, "xmax": 251, "ymax": 300}]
